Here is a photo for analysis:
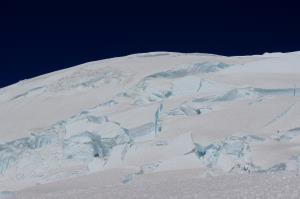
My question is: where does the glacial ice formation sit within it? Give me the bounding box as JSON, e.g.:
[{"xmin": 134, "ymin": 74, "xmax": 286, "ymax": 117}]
[
  {"xmin": 192, "ymin": 134, "xmax": 298, "ymax": 174},
  {"xmin": 194, "ymin": 135, "xmax": 255, "ymax": 173},
  {"xmin": 119, "ymin": 62, "xmax": 230, "ymax": 104},
  {"xmin": 0, "ymin": 100, "xmax": 165, "ymax": 175},
  {"xmin": 1, "ymin": 52, "xmax": 300, "ymax": 190}
]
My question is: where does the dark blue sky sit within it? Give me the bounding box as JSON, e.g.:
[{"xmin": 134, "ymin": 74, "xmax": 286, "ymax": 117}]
[{"xmin": 0, "ymin": 1, "xmax": 300, "ymax": 88}]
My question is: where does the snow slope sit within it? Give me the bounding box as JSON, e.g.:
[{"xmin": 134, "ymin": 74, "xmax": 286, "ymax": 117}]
[{"xmin": 1, "ymin": 51, "xmax": 300, "ymax": 198}]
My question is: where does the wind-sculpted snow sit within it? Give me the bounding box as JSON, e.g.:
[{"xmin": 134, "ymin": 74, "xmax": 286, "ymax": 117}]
[{"xmin": 1, "ymin": 52, "xmax": 300, "ymax": 197}]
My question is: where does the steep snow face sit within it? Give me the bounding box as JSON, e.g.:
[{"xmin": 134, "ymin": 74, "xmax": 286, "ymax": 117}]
[{"xmin": 1, "ymin": 51, "xmax": 300, "ymax": 192}]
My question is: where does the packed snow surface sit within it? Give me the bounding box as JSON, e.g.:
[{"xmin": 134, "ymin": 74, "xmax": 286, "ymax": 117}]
[{"xmin": 1, "ymin": 51, "xmax": 300, "ymax": 198}]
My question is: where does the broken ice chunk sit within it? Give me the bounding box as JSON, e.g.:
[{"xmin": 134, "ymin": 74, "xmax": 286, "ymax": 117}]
[
  {"xmin": 179, "ymin": 104, "xmax": 201, "ymax": 116},
  {"xmin": 127, "ymin": 123, "xmax": 155, "ymax": 139},
  {"xmin": 63, "ymin": 132, "xmax": 116, "ymax": 161}
]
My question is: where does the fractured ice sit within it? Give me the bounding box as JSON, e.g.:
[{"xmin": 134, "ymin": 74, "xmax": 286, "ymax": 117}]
[
  {"xmin": 0, "ymin": 131, "xmax": 59, "ymax": 174},
  {"xmin": 119, "ymin": 62, "xmax": 230, "ymax": 104},
  {"xmin": 146, "ymin": 62, "xmax": 229, "ymax": 79},
  {"xmin": 194, "ymin": 135, "xmax": 265, "ymax": 173},
  {"xmin": 2, "ymin": 56, "xmax": 300, "ymax": 187},
  {"xmin": 0, "ymin": 99, "xmax": 165, "ymax": 175}
]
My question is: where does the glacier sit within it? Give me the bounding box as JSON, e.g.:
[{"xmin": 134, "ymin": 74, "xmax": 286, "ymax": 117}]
[{"xmin": 1, "ymin": 51, "xmax": 300, "ymax": 198}]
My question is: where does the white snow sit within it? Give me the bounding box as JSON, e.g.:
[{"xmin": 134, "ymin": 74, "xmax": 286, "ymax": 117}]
[{"xmin": 1, "ymin": 51, "xmax": 300, "ymax": 198}]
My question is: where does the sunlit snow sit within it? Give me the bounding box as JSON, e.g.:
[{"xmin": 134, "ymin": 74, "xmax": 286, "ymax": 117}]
[{"xmin": 1, "ymin": 51, "xmax": 300, "ymax": 198}]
